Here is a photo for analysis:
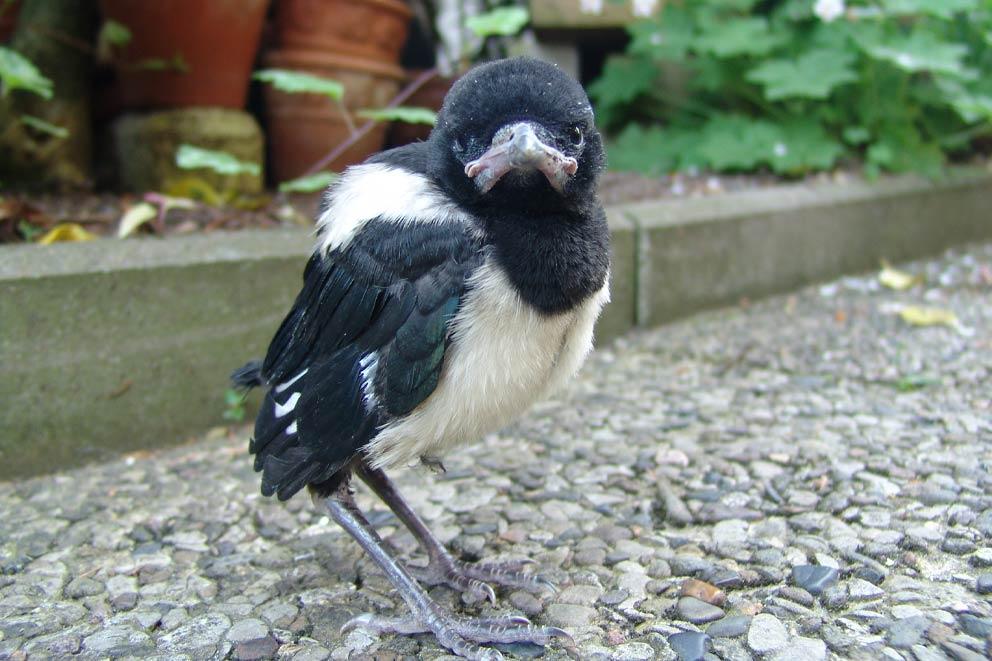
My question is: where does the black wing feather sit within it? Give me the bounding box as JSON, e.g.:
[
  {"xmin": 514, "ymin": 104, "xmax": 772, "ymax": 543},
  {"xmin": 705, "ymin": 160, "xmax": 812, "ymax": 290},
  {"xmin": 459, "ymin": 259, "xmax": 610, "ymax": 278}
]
[{"xmin": 245, "ymin": 218, "xmax": 483, "ymax": 500}]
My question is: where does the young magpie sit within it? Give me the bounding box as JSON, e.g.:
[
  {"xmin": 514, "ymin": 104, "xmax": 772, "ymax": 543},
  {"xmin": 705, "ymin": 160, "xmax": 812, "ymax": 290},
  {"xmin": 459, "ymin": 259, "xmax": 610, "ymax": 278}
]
[{"xmin": 234, "ymin": 57, "xmax": 609, "ymax": 660}]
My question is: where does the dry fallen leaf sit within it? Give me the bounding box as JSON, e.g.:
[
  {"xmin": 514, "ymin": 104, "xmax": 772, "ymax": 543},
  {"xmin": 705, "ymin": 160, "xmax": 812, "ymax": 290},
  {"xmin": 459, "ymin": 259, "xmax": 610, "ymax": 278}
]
[
  {"xmin": 681, "ymin": 578, "xmax": 726, "ymax": 606},
  {"xmin": 896, "ymin": 305, "xmax": 974, "ymax": 336},
  {"xmin": 38, "ymin": 223, "xmax": 97, "ymax": 244},
  {"xmin": 879, "ymin": 259, "xmax": 923, "ymax": 291},
  {"xmin": 117, "ymin": 202, "xmax": 157, "ymax": 238}
]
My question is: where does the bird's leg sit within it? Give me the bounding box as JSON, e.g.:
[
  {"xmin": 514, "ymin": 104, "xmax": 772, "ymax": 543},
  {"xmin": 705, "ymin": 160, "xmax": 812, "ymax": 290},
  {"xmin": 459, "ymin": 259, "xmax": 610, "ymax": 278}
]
[
  {"xmin": 356, "ymin": 462, "xmax": 555, "ymax": 604},
  {"xmin": 322, "ymin": 485, "xmax": 572, "ymax": 661}
]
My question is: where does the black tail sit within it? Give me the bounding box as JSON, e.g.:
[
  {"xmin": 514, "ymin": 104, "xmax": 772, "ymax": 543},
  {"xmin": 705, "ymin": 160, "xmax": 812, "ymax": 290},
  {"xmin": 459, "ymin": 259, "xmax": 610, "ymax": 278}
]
[{"xmin": 231, "ymin": 360, "xmax": 264, "ymax": 390}]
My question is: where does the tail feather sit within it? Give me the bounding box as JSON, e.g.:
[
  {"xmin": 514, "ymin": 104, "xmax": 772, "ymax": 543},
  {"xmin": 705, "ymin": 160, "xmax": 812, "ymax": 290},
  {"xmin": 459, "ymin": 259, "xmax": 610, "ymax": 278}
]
[{"xmin": 231, "ymin": 360, "xmax": 264, "ymax": 389}]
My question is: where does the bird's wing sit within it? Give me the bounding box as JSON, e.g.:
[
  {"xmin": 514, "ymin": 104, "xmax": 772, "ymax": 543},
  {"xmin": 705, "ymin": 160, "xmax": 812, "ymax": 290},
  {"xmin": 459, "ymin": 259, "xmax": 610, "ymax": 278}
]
[{"xmin": 250, "ymin": 219, "xmax": 483, "ymax": 500}]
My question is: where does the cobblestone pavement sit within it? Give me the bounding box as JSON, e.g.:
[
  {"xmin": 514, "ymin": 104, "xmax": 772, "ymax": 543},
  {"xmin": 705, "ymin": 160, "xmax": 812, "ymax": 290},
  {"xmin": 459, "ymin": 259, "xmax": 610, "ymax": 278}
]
[{"xmin": 2, "ymin": 243, "xmax": 991, "ymax": 661}]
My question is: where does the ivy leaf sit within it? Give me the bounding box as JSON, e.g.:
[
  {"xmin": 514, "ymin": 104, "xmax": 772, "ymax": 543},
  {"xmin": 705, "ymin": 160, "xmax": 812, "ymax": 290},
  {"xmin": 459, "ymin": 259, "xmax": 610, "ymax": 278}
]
[
  {"xmin": 881, "ymin": 0, "xmax": 977, "ymax": 20},
  {"xmin": 588, "ymin": 56, "xmax": 658, "ymax": 109},
  {"xmin": 175, "ymin": 144, "xmax": 261, "ymax": 176},
  {"xmin": 466, "ymin": 7, "xmax": 529, "ymax": 37},
  {"xmin": 253, "ymin": 69, "xmax": 344, "ymax": 100},
  {"xmin": 19, "ymin": 115, "xmax": 68, "ymax": 138},
  {"xmin": 357, "ymin": 106, "xmax": 437, "ymax": 125},
  {"xmin": 747, "ymin": 48, "xmax": 858, "ymax": 100},
  {"xmin": 861, "ymin": 32, "xmax": 971, "ymax": 78},
  {"xmin": 0, "ymin": 46, "xmax": 54, "ymax": 99},
  {"xmin": 693, "ymin": 18, "xmax": 786, "ymax": 57},
  {"xmin": 278, "ymin": 171, "xmax": 339, "ymax": 193}
]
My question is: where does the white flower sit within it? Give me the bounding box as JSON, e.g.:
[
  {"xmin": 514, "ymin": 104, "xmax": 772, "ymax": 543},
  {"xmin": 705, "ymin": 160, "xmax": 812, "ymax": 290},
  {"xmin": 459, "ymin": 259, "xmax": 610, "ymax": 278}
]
[
  {"xmin": 580, "ymin": 0, "xmax": 604, "ymax": 14},
  {"xmin": 631, "ymin": 0, "xmax": 659, "ymax": 17},
  {"xmin": 813, "ymin": 0, "xmax": 845, "ymax": 22}
]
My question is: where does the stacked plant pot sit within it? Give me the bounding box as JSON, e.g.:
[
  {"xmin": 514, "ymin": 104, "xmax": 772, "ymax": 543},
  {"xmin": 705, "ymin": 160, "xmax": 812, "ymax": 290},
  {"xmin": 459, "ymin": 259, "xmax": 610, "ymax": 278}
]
[{"xmin": 263, "ymin": 0, "xmax": 412, "ymax": 181}]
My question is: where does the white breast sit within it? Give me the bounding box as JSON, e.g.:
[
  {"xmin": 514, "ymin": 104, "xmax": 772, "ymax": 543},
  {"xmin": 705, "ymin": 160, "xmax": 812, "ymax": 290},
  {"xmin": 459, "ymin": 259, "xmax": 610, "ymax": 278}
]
[{"xmin": 365, "ymin": 259, "xmax": 610, "ymax": 470}]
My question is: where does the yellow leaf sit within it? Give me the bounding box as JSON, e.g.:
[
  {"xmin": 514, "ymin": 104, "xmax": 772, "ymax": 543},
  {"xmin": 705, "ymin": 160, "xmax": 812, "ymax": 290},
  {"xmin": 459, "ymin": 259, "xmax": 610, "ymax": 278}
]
[
  {"xmin": 117, "ymin": 202, "xmax": 158, "ymax": 238},
  {"xmin": 163, "ymin": 176, "xmax": 226, "ymax": 206},
  {"xmin": 898, "ymin": 305, "xmax": 958, "ymax": 327},
  {"xmin": 878, "ymin": 260, "xmax": 922, "ymax": 290},
  {"xmin": 38, "ymin": 223, "xmax": 97, "ymax": 244}
]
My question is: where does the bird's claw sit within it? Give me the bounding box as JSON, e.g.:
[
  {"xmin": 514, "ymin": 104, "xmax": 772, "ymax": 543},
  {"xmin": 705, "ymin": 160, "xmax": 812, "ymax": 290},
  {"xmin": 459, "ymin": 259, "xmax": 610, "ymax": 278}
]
[
  {"xmin": 343, "ymin": 610, "xmax": 571, "ymax": 661},
  {"xmin": 409, "ymin": 557, "xmax": 555, "ymax": 600}
]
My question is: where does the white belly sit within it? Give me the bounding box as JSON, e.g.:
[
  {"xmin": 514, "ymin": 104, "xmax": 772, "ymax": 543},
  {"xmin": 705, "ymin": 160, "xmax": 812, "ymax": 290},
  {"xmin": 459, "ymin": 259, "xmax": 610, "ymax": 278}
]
[{"xmin": 365, "ymin": 259, "xmax": 609, "ymax": 469}]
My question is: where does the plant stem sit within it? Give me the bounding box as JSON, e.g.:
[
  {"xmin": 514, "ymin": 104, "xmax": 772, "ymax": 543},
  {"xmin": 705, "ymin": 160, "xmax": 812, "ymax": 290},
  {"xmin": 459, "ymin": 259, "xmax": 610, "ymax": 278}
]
[{"xmin": 304, "ymin": 68, "xmax": 440, "ymax": 176}]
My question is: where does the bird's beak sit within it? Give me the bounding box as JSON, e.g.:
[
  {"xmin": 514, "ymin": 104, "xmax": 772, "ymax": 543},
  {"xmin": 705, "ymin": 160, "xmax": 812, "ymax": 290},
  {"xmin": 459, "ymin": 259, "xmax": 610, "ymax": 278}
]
[{"xmin": 465, "ymin": 122, "xmax": 578, "ymax": 194}]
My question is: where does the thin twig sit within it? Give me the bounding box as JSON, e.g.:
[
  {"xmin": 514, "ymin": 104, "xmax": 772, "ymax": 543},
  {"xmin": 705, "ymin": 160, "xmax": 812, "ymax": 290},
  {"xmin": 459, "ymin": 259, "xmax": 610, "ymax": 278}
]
[{"xmin": 304, "ymin": 68, "xmax": 440, "ymax": 176}]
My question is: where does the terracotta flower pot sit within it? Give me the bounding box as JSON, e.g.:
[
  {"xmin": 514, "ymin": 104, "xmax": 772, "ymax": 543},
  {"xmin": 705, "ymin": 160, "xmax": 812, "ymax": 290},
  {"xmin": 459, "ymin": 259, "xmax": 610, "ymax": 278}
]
[
  {"xmin": 0, "ymin": 0, "xmax": 21, "ymax": 43},
  {"xmin": 100, "ymin": 0, "xmax": 270, "ymax": 109},
  {"xmin": 273, "ymin": 0, "xmax": 412, "ymax": 62},
  {"xmin": 262, "ymin": 49, "xmax": 406, "ymax": 182}
]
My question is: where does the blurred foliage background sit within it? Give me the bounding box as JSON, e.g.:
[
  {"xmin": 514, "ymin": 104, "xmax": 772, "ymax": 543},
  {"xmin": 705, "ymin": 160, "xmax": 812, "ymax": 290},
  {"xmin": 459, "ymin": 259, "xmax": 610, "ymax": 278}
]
[{"xmin": 590, "ymin": 0, "xmax": 992, "ymax": 178}]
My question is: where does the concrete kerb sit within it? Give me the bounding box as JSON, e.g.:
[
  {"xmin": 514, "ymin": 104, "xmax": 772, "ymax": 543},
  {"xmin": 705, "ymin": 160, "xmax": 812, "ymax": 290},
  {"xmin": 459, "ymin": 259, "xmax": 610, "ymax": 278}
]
[{"xmin": 1, "ymin": 168, "xmax": 990, "ymax": 478}]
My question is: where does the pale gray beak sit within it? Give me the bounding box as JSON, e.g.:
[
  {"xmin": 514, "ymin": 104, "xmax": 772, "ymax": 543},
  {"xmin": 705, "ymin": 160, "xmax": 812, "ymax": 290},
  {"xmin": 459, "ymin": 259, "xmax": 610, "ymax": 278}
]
[{"xmin": 464, "ymin": 122, "xmax": 578, "ymax": 194}]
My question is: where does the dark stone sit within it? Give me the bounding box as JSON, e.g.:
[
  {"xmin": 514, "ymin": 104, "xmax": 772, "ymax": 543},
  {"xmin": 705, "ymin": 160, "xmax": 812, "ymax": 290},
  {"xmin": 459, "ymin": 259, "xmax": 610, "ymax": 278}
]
[
  {"xmin": 668, "ymin": 631, "xmax": 710, "ymax": 661},
  {"xmin": 233, "ymin": 636, "xmax": 279, "ymax": 661},
  {"xmin": 975, "ymin": 574, "xmax": 992, "ymax": 594},
  {"xmin": 706, "ymin": 615, "xmax": 752, "ymax": 638},
  {"xmin": 791, "ymin": 565, "xmax": 839, "ymax": 596},
  {"xmin": 605, "ymin": 551, "xmax": 632, "ymax": 566},
  {"xmin": 959, "ymin": 614, "xmax": 992, "ymax": 639},
  {"xmin": 853, "ymin": 566, "xmax": 886, "ymax": 585},
  {"xmin": 941, "ymin": 538, "xmax": 977, "ymax": 555},
  {"xmin": 599, "ymin": 589, "xmax": 629, "ymax": 606},
  {"xmin": 670, "ymin": 556, "xmax": 715, "ymax": 577},
  {"xmin": 704, "ymin": 569, "xmax": 742, "ymax": 589},
  {"xmin": 676, "ymin": 597, "xmax": 725, "ymax": 624},
  {"xmin": 494, "ymin": 642, "xmax": 545, "ymax": 659}
]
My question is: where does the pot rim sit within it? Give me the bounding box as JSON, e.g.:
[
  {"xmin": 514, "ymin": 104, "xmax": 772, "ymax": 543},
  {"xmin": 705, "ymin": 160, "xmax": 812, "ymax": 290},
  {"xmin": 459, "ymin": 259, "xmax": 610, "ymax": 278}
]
[{"xmin": 263, "ymin": 49, "xmax": 406, "ymax": 81}]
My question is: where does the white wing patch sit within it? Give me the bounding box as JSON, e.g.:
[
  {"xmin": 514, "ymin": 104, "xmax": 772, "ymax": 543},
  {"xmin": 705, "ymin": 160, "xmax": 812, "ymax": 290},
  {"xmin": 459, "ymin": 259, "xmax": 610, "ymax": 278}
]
[
  {"xmin": 316, "ymin": 164, "xmax": 467, "ymax": 254},
  {"xmin": 359, "ymin": 352, "xmax": 380, "ymax": 412},
  {"xmin": 273, "ymin": 392, "xmax": 300, "ymax": 418},
  {"xmin": 365, "ymin": 259, "xmax": 609, "ymax": 470},
  {"xmin": 275, "ymin": 368, "xmax": 308, "ymax": 394}
]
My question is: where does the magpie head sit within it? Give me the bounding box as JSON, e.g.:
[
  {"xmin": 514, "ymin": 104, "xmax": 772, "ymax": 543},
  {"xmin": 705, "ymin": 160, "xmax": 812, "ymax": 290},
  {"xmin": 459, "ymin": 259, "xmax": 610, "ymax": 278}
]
[{"xmin": 428, "ymin": 58, "xmax": 604, "ymax": 210}]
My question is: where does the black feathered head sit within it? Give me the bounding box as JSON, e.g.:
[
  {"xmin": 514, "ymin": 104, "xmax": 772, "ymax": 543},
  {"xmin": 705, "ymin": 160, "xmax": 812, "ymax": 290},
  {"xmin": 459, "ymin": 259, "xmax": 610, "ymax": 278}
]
[{"xmin": 427, "ymin": 58, "xmax": 604, "ymax": 211}]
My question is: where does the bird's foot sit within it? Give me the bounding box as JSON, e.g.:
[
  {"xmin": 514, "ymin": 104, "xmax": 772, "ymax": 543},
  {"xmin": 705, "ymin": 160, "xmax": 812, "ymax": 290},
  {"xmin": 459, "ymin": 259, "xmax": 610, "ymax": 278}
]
[
  {"xmin": 409, "ymin": 557, "xmax": 555, "ymax": 604},
  {"xmin": 343, "ymin": 610, "xmax": 573, "ymax": 661}
]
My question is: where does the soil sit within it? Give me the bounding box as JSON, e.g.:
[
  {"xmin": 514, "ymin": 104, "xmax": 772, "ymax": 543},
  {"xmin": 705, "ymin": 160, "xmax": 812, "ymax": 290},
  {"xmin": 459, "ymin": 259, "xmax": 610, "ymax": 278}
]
[{"xmin": 0, "ymin": 168, "xmax": 899, "ymax": 245}]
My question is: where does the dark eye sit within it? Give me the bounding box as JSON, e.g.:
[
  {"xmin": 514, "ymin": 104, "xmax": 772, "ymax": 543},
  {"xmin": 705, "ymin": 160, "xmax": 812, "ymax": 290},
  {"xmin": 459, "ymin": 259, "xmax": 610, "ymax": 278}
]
[
  {"xmin": 569, "ymin": 126, "xmax": 584, "ymax": 147},
  {"xmin": 452, "ymin": 137, "xmax": 464, "ymax": 153}
]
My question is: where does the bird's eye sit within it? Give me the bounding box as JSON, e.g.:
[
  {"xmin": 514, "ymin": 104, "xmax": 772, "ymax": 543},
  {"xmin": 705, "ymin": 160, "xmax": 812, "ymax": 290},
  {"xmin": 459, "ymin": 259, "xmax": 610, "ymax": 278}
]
[
  {"xmin": 569, "ymin": 126, "xmax": 584, "ymax": 147},
  {"xmin": 452, "ymin": 138, "xmax": 465, "ymax": 154}
]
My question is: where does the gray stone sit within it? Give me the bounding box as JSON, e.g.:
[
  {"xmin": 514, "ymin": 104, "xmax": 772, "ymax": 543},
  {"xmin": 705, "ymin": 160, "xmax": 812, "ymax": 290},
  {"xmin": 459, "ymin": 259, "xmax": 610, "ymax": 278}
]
[
  {"xmin": 768, "ymin": 636, "xmax": 827, "ymax": 661},
  {"xmin": 82, "ymin": 624, "xmax": 152, "ymax": 656},
  {"xmin": 706, "ymin": 615, "xmax": 752, "ymax": 638},
  {"xmin": 609, "ymin": 641, "xmax": 656, "ymax": 661},
  {"xmin": 847, "ymin": 578, "xmax": 885, "ymax": 601},
  {"xmin": 676, "ymin": 597, "xmax": 725, "ymax": 624},
  {"xmin": 545, "ymin": 604, "xmax": 597, "ymax": 627},
  {"xmin": 157, "ymin": 612, "xmax": 231, "ymax": 657},
  {"xmin": 958, "ymin": 614, "xmax": 992, "ymax": 639},
  {"xmin": 65, "ymin": 576, "xmax": 104, "ymax": 598},
  {"xmin": 747, "ymin": 613, "xmax": 789, "ymax": 654},
  {"xmin": 668, "ymin": 631, "xmax": 710, "ymax": 661},
  {"xmin": 975, "ymin": 574, "xmax": 992, "ymax": 594},
  {"xmin": 791, "ymin": 565, "xmax": 839, "ymax": 596},
  {"xmin": 227, "ymin": 618, "xmax": 270, "ymax": 643},
  {"xmin": 887, "ymin": 615, "xmax": 930, "ymax": 649}
]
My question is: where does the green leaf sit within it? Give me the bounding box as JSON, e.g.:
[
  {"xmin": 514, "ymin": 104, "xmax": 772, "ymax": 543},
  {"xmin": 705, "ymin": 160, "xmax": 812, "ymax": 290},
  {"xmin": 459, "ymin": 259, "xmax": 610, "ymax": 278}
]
[
  {"xmin": 693, "ymin": 18, "xmax": 786, "ymax": 57},
  {"xmin": 861, "ymin": 32, "xmax": 971, "ymax": 78},
  {"xmin": 278, "ymin": 171, "xmax": 339, "ymax": 193},
  {"xmin": 881, "ymin": 0, "xmax": 977, "ymax": 20},
  {"xmin": 606, "ymin": 124, "xmax": 703, "ymax": 175},
  {"xmin": 253, "ymin": 69, "xmax": 344, "ymax": 99},
  {"xmin": 19, "ymin": 115, "xmax": 68, "ymax": 138},
  {"xmin": 628, "ymin": 6, "xmax": 695, "ymax": 60},
  {"xmin": 588, "ymin": 56, "xmax": 658, "ymax": 109},
  {"xmin": 747, "ymin": 48, "xmax": 858, "ymax": 100},
  {"xmin": 696, "ymin": 115, "xmax": 781, "ymax": 171},
  {"xmin": 222, "ymin": 388, "xmax": 246, "ymax": 422},
  {"xmin": 843, "ymin": 126, "xmax": 871, "ymax": 144},
  {"xmin": 465, "ymin": 7, "xmax": 529, "ymax": 38},
  {"xmin": 769, "ymin": 118, "xmax": 844, "ymax": 174},
  {"xmin": 935, "ymin": 77, "xmax": 992, "ymax": 123},
  {"xmin": 99, "ymin": 19, "xmax": 132, "ymax": 47},
  {"xmin": 175, "ymin": 144, "xmax": 261, "ymax": 176},
  {"xmin": 0, "ymin": 47, "xmax": 54, "ymax": 99},
  {"xmin": 357, "ymin": 106, "xmax": 437, "ymax": 125}
]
